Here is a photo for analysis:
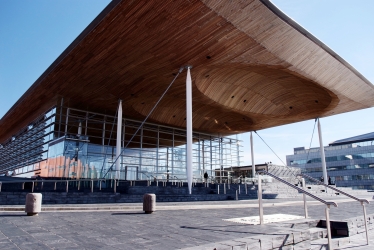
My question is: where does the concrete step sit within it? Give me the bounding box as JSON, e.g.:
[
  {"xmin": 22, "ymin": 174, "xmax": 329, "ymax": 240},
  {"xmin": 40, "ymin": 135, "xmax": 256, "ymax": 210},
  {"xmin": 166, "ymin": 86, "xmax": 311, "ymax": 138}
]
[
  {"xmin": 310, "ymin": 236, "xmax": 350, "ymax": 249},
  {"xmin": 318, "ymin": 213, "xmax": 374, "ymax": 237}
]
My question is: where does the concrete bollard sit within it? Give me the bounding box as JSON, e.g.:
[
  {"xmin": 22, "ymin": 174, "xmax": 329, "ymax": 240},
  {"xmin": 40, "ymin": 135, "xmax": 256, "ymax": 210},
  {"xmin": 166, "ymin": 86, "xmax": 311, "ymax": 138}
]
[
  {"xmin": 143, "ymin": 193, "xmax": 156, "ymax": 214},
  {"xmin": 25, "ymin": 193, "xmax": 42, "ymax": 216}
]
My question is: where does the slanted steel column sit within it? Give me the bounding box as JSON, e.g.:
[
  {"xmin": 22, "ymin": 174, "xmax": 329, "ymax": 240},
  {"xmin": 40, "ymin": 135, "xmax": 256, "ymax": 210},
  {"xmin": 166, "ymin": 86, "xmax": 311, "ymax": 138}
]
[
  {"xmin": 317, "ymin": 118, "xmax": 328, "ymax": 186},
  {"xmin": 186, "ymin": 66, "xmax": 193, "ymax": 194},
  {"xmin": 251, "ymin": 132, "xmax": 255, "ymax": 178},
  {"xmin": 115, "ymin": 100, "xmax": 123, "ymax": 180}
]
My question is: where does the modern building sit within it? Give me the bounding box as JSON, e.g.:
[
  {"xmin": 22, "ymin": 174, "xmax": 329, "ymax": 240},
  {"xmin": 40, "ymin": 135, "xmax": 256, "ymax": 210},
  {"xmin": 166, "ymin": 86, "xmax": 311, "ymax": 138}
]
[
  {"xmin": 1, "ymin": 0, "xmax": 374, "ymax": 181},
  {"xmin": 286, "ymin": 132, "xmax": 374, "ymax": 190}
]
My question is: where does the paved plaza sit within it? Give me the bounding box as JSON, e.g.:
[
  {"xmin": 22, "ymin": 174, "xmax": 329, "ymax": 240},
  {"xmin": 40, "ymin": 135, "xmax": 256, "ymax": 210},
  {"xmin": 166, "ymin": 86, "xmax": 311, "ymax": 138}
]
[{"xmin": 0, "ymin": 196, "xmax": 373, "ymax": 249}]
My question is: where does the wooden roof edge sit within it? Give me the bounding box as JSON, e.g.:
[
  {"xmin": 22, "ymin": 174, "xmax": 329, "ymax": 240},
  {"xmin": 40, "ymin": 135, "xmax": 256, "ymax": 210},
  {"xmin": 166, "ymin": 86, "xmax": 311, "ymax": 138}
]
[
  {"xmin": 0, "ymin": 0, "xmax": 123, "ymax": 124},
  {"xmin": 260, "ymin": 0, "xmax": 373, "ymax": 87}
]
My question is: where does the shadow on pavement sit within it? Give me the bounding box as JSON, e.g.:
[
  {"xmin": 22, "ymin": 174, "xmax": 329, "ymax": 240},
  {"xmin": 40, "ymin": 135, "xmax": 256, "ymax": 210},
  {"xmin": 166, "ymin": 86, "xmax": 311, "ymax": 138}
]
[{"xmin": 111, "ymin": 212, "xmax": 147, "ymax": 215}]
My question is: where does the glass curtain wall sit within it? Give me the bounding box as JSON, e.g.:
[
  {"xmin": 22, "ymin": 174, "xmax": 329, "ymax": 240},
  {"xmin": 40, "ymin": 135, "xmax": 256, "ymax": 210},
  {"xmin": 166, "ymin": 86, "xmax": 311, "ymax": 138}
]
[
  {"xmin": 53, "ymin": 108, "xmax": 242, "ymax": 181},
  {"xmin": 1, "ymin": 106, "xmax": 242, "ymax": 180},
  {"xmin": 0, "ymin": 108, "xmax": 56, "ymax": 177}
]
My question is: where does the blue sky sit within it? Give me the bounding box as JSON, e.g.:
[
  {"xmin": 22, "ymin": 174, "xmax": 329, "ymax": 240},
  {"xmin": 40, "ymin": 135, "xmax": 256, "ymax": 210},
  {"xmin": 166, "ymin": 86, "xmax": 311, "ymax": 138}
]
[{"xmin": 1, "ymin": 1, "xmax": 373, "ymax": 166}]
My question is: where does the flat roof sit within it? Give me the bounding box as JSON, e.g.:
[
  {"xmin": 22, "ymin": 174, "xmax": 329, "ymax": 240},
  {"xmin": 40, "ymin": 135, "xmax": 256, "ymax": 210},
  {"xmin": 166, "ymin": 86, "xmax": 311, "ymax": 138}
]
[
  {"xmin": 1, "ymin": 0, "xmax": 374, "ymax": 143},
  {"xmin": 330, "ymin": 132, "xmax": 374, "ymax": 146}
]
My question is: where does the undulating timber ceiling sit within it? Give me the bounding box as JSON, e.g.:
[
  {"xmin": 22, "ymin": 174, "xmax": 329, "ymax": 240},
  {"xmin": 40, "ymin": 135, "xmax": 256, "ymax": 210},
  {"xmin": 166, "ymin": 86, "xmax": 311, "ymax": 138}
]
[{"xmin": 1, "ymin": 0, "xmax": 374, "ymax": 143}]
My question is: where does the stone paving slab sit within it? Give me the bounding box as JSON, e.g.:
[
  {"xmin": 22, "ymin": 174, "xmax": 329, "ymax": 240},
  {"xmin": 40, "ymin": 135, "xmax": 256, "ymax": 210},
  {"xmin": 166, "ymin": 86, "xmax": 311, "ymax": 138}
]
[{"xmin": 0, "ymin": 197, "xmax": 372, "ymax": 249}]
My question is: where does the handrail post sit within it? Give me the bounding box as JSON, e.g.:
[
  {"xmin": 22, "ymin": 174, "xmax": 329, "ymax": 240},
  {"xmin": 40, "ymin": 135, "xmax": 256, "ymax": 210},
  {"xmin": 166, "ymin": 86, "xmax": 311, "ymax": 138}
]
[
  {"xmin": 325, "ymin": 204, "xmax": 332, "ymax": 250},
  {"xmin": 258, "ymin": 175, "xmax": 264, "ymax": 225},
  {"xmin": 302, "ymin": 178, "xmax": 308, "ymax": 218},
  {"xmin": 361, "ymin": 201, "xmax": 369, "ymax": 245}
]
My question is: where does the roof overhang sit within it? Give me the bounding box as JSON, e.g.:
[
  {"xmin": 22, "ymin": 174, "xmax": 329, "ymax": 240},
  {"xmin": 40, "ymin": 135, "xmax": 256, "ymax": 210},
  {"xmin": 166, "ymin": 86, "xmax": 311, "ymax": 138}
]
[{"xmin": 1, "ymin": 0, "xmax": 374, "ymax": 143}]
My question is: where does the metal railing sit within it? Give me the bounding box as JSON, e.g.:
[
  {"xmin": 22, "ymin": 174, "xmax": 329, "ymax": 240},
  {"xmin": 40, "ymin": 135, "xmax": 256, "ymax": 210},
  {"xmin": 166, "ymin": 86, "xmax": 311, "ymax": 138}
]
[
  {"xmin": 258, "ymin": 170, "xmax": 337, "ymax": 250},
  {"xmin": 299, "ymin": 173, "xmax": 370, "ymax": 245},
  {"xmin": 0, "ymin": 179, "xmax": 117, "ymax": 193}
]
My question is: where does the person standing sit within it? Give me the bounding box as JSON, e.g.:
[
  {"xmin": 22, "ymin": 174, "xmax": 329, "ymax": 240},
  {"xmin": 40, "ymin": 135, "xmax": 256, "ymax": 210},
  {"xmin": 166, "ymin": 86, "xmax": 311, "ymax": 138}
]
[{"xmin": 204, "ymin": 172, "xmax": 208, "ymax": 183}]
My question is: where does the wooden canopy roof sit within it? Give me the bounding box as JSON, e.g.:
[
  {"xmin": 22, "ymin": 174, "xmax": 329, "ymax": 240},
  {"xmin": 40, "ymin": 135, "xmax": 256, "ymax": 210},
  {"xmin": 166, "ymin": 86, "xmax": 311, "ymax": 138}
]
[{"xmin": 1, "ymin": 0, "xmax": 374, "ymax": 143}]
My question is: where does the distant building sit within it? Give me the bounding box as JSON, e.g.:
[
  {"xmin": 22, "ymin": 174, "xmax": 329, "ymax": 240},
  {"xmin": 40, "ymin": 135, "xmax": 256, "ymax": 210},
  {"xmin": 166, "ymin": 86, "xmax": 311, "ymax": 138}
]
[{"xmin": 286, "ymin": 132, "xmax": 374, "ymax": 190}]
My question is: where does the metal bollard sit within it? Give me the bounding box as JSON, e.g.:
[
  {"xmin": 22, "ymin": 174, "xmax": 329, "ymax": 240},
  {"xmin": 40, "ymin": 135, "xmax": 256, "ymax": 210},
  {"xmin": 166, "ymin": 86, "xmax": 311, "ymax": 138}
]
[
  {"xmin": 22, "ymin": 182, "xmax": 25, "ymax": 190},
  {"xmin": 218, "ymin": 185, "xmax": 220, "ymax": 194},
  {"xmin": 66, "ymin": 180, "xmax": 69, "ymax": 193},
  {"xmin": 78, "ymin": 181, "xmax": 80, "ymax": 190},
  {"xmin": 0, "ymin": 182, "xmax": 2, "ymax": 192},
  {"xmin": 302, "ymin": 178, "xmax": 308, "ymax": 218},
  {"xmin": 91, "ymin": 180, "xmax": 94, "ymax": 193},
  {"xmin": 99, "ymin": 180, "xmax": 102, "ymax": 190},
  {"xmin": 258, "ymin": 175, "xmax": 264, "ymax": 225},
  {"xmin": 325, "ymin": 205, "xmax": 332, "ymax": 250},
  {"xmin": 361, "ymin": 201, "xmax": 369, "ymax": 245},
  {"xmin": 224, "ymin": 183, "xmax": 226, "ymax": 194},
  {"xmin": 239, "ymin": 185, "xmax": 241, "ymax": 195},
  {"xmin": 54, "ymin": 182, "xmax": 57, "ymax": 190},
  {"xmin": 236, "ymin": 190, "xmax": 238, "ymax": 200},
  {"xmin": 245, "ymin": 183, "xmax": 248, "ymax": 194},
  {"xmin": 114, "ymin": 179, "xmax": 117, "ymax": 193},
  {"xmin": 32, "ymin": 182, "xmax": 34, "ymax": 193}
]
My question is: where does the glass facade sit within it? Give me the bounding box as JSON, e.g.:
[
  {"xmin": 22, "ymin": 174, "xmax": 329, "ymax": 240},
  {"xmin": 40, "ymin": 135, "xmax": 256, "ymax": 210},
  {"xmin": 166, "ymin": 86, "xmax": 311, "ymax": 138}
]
[
  {"xmin": 0, "ymin": 108, "xmax": 56, "ymax": 177},
  {"xmin": 286, "ymin": 133, "xmax": 374, "ymax": 190},
  {"xmin": 0, "ymin": 106, "xmax": 242, "ymax": 181}
]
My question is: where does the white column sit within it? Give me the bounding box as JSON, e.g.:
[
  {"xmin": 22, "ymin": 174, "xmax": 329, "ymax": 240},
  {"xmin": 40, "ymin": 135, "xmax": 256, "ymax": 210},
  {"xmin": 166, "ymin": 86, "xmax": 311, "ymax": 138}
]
[
  {"xmin": 115, "ymin": 100, "xmax": 123, "ymax": 180},
  {"xmin": 251, "ymin": 132, "xmax": 255, "ymax": 178},
  {"xmin": 317, "ymin": 118, "xmax": 328, "ymax": 185},
  {"xmin": 186, "ymin": 66, "xmax": 193, "ymax": 194}
]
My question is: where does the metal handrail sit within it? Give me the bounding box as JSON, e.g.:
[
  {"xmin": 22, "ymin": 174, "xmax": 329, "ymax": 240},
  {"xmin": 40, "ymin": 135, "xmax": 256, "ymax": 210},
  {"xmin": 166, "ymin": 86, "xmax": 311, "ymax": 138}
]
[
  {"xmin": 298, "ymin": 173, "xmax": 370, "ymax": 204},
  {"xmin": 258, "ymin": 170, "xmax": 337, "ymax": 207},
  {"xmin": 258, "ymin": 170, "xmax": 337, "ymax": 249},
  {"xmin": 0, "ymin": 178, "xmax": 106, "ymax": 184},
  {"xmin": 299, "ymin": 173, "xmax": 371, "ymax": 245}
]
